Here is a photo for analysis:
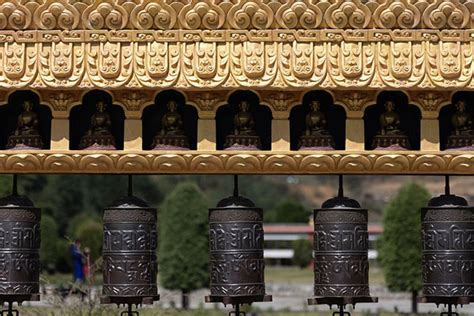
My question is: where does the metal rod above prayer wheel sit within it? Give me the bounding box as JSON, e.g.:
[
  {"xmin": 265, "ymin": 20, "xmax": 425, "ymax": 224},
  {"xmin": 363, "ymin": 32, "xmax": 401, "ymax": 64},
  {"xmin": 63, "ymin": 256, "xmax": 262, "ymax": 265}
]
[
  {"xmin": 308, "ymin": 175, "xmax": 377, "ymax": 315},
  {"xmin": 419, "ymin": 175, "xmax": 473, "ymax": 316},
  {"xmin": 101, "ymin": 175, "xmax": 159, "ymax": 316}
]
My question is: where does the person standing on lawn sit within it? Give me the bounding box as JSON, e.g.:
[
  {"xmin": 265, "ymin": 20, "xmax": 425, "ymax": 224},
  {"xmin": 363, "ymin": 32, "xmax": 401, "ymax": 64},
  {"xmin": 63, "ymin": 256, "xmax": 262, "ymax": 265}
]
[{"xmin": 70, "ymin": 239, "xmax": 85, "ymax": 283}]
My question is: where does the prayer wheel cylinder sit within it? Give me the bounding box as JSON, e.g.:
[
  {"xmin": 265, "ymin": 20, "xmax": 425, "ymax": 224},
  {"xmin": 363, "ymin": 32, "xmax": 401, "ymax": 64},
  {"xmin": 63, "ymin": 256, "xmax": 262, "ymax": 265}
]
[
  {"xmin": 206, "ymin": 194, "xmax": 271, "ymax": 304},
  {"xmin": 310, "ymin": 195, "xmax": 373, "ymax": 303},
  {"xmin": 102, "ymin": 195, "xmax": 159, "ymax": 305},
  {"xmin": 421, "ymin": 194, "xmax": 474, "ymax": 302},
  {"xmin": 0, "ymin": 193, "xmax": 40, "ymax": 303}
]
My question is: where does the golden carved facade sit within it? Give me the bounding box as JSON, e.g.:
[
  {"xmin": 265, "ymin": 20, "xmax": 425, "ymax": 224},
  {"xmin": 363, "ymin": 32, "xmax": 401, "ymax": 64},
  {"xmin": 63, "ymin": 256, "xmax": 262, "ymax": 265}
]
[{"xmin": 0, "ymin": 0, "xmax": 473, "ymax": 174}]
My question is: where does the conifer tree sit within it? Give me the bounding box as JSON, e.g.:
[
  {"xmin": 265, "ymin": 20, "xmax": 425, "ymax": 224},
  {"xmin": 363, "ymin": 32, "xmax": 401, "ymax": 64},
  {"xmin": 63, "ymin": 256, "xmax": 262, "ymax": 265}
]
[
  {"xmin": 159, "ymin": 182, "xmax": 208, "ymax": 309},
  {"xmin": 377, "ymin": 182, "xmax": 430, "ymax": 314}
]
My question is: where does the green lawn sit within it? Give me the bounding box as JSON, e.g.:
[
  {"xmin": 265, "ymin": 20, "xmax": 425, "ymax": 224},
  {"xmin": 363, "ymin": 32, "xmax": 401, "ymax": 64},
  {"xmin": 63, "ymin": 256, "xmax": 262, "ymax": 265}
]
[{"xmin": 265, "ymin": 266, "xmax": 385, "ymax": 285}]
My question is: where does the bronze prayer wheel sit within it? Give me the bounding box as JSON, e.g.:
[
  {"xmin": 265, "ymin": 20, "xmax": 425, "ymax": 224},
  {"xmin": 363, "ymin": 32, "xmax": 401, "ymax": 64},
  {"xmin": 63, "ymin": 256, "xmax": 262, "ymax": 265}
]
[
  {"xmin": 309, "ymin": 176, "xmax": 376, "ymax": 311},
  {"xmin": 101, "ymin": 181, "xmax": 159, "ymax": 307},
  {"xmin": 420, "ymin": 177, "xmax": 474, "ymax": 306},
  {"xmin": 0, "ymin": 176, "xmax": 40, "ymax": 306},
  {"xmin": 206, "ymin": 176, "xmax": 271, "ymax": 307}
]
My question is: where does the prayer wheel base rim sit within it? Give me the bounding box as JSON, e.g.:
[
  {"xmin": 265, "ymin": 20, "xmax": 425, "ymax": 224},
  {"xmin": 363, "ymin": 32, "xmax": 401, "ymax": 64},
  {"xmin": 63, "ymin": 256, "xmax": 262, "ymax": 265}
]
[
  {"xmin": 418, "ymin": 296, "xmax": 473, "ymax": 305},
  {"xmin": 0, "ymin": 294, "xmax": 40, "ymax": 304},
  {"xmin": 307, "ymin": 296, "xmax": 378, "ymax": 306},
  {"xmin": 101, "ymin": 295, "xmax": 160, "ymax": 305},
  {"xmin": 205, "ymin": 295, "xmax": 272, "ymax": 305}
]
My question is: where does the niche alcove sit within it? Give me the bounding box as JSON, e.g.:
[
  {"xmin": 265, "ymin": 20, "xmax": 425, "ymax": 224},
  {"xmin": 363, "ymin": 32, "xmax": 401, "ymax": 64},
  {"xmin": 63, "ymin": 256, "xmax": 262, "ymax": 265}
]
[
  {"xmin": 69, "ymin": 90, "xmax": 125, "ymax": 150},
  {"xmin": 216, "ymin": 91, "xmax": 272, "ymax": 150},
  {"xmin": 0, "ymin": 90, "xmax": 51, "ymax": 150},
  {"xmin": 439, "ymin": 91, "xmax": 474, "ymax": 150},
  {"xmin": 364, "ymin": 91, "xmax": 421, "ymax": 150},
  {"xmin": 289, "ymin": 91, "xmax": 346, "ymax": 151},
  {"xmin": 142, "ymin": 90, "xmax": 198, "ymax": 150}
]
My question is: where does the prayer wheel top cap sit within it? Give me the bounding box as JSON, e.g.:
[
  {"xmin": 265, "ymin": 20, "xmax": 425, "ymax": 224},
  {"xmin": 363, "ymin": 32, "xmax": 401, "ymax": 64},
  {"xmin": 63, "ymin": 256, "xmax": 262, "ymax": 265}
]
[
  {"xmin": 427, "ymin": 194, "xmax": 467, "ymax": 207},
  {"xmin": 321, "ymin": 196, "xmax": 361, "ymax": 209},
  {"xmin": 216, "ymin": 195, "xmax": 256, "ymax": 208},
  {"xmin": 107, "ymin": 195, "xmax": 150, "ymax": 208},
  {"xmin": 0, "ymin": 194, "xmax": 34, "ymax": 207}
]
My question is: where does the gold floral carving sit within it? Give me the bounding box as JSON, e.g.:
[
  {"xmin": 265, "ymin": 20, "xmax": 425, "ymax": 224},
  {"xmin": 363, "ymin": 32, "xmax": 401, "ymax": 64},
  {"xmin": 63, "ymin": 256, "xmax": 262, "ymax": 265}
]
[
  {"xmin": 0, "ymin": 30, "xmax": 473, "ymax": 90},
  {"xmin": 2, "ymin": 0, "xmax": 474, "ymax": 31},
  {"xmin": 0, "ymin": 152, "xmax": 473, "ymax": 175},
  {"xmin": 41, "ymin": 90, "xmax": 82, "ymax": 112},
  {"xmin": 408, "ymin": 91, "xmax": 452, "ymax": 112},
  {"xmin": 114, "ymin": 90, "xmax": 155, "ymax": 112},
  {"xmin": 334, "ymin": 91, "xmax": 377, "ymax": 112},
  {"xmin": 188, "ymin": 91, "xmax": 226, "ymax": 112}
]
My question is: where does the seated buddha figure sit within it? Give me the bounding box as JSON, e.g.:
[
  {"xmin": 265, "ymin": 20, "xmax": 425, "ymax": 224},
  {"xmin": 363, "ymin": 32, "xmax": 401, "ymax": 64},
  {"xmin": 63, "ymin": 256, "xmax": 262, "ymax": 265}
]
[
  {"xmin": 6, "ymin": 99, "xmax": 44, "ymax": 149},
  {"xmin": 160, "ymin": 100, "xmax": 184, "ymax": 136},
  {"xmin": 371, "ymin": 100, "xmax": 410, "ymax": 150},
  {"xmin": 451, "ymin": 100, "xmax": 473, "ymax": 136},
  {"xmin": 79, "ymin": 100, "xmax": 116, "ymax": 150},
  {"xmin": 298, "ymin": 99, "xmax": 335, "ymax": 150},
  {"xmin": 446, "ymin": 100, "xmax": 474, "ymax": 149},
  {"xmin": 224, "ymin": 100, "xmax": 261, "ymax": 150},
  {"xmin": 233, "ymin": 101, "xmax": 256, "ymax": 136},
  {"xmin": 151, "ymin": 100, "xmax": 189, "ymax": 150}
]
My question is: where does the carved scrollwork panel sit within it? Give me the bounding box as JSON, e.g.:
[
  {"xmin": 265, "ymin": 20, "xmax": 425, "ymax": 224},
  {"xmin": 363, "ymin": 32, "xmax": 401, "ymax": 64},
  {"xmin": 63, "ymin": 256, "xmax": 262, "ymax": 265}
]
[
  {"xmin": 328, "ymin": 42, "xmax": 375, "ymax": 88},
  {"xmin": 130, "ymin": 0, "xmax": 176, "ymax": 30},
  {"xmin": 39, "ymin": 42, "xmax": 85, "ymax": 87},
  {"xmin": 87, "ymin": 41, "xmax": 133, "ymax": 88},
  {"xmin": 34, "ymin": 0, "xmax": 80, "ymax": 30},
  {"xmin": 377, "ymin": 41, "xmax": 425, "ymax": 88},
  {"xmin": 427, "ymin": 41, "xmax": 473, "ymax": 88},
  {"xmin": 182, "ymin": 42, "xmax": 229, "ymax": 88},
  {"xmin": 134, "ymin": 41, "xmax": 180, "ymax": 88},
  {"xmin": 278, "ymin": 42, "xmax": 326, "ymax": 87},
  {"xmin": 0, "ymin": 1, "xmax": 473, "ymax": 31},
  {"xmin": 230, "ymin": 41, "xmax": 277, "ymax": 87},
  {"xmin": 0, "ymin": 42, "xmax": 37, "ymax": 88}
]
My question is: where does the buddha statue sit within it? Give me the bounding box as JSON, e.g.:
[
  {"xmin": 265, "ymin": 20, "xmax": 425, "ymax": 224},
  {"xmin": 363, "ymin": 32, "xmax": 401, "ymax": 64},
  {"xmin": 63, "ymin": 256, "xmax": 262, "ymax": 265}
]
[
  {"xmin": 151, "ymin": 100, "xmax": 189, "ymax": 150},
  {"xmin": 78, "ymin": 100, "xmax": 116, "ymax": 150},
  {"xmin": 371, "ymin": 100, "xmax": 410, "ymax": 150},
  {"xmin": 224, "ymin": 100, "xmax": 261, "ymax": 150},
  {"xmin": 6, "ymin": 100, "xmax": 44, "ymax": 149},
  {"xmin": 298, "ymin": 100, "xmax": 335, "ymax": 150},
  {"xmin": 446, "ymin": 100, "xmax": 474, "ymax": 149}
]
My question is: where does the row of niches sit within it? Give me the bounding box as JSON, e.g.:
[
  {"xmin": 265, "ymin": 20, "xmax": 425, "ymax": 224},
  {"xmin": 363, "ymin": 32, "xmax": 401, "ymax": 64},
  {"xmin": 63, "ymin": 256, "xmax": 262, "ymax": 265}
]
[{"xmin": 0, "ymin": 90, "xmax": 473, "ymax": 151}]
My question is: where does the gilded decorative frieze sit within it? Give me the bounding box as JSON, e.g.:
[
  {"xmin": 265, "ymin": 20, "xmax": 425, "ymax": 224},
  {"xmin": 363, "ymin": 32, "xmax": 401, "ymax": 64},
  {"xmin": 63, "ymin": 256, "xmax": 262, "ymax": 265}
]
[
  {"xmin": 1, "ymin": 0, "xmax": 474, "ymax": 31},
  {"xmin": 0, "ymin": 151, "xmax": 472, "ymax": 175},
  {"xmin": 0, "ymin": 30, "xmax": 474, "ymax": 90}
]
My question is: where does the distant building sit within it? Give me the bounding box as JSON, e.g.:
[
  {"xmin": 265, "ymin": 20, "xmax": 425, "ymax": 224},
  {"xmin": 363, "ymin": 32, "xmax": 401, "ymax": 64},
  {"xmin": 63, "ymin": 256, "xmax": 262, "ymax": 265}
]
[{"xmin": 264, "ymin": 223, "xmax": 383, "ymax": 265}]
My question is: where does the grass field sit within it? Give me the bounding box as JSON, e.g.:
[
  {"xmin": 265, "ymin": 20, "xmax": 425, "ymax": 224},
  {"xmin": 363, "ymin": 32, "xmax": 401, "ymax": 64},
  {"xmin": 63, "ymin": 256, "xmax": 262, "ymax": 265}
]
[{"xmin": 40, "ymin": 266, "xmax": 386, "ymax": 287}]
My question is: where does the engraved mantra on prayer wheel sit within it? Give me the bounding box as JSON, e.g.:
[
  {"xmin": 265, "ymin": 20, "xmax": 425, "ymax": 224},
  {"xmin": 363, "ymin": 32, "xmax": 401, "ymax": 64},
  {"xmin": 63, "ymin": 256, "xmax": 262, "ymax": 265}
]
[
  {"xmin": 102, "ymin": 195, "xmax": 159, "ymax": 305},
  {"xmin": 0, "ymin": 192, "xmax": 40, "ymax": 304},
  {"xmin": 313, "ymin": 201, "xmax": 370, "ymax": 298},
  {"xmin": 421, "ymin": 193, "xmax": 474, "ymax": 303},
  {"xmin": 207, "ymin": 193, "xmax": 271, "ymax": 305},
  {"xmin": 309, "ymin": 178, "xmax": 377, "ymax": 310}
]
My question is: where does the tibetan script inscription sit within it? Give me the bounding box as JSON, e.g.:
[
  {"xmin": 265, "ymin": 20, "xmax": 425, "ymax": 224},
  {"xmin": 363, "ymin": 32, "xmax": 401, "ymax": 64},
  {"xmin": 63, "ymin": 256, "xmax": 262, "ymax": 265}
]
[
  {"xmin": 209, "ymin": 206, "xmax": 266, "ymax": 297},
  {"xmin": 0, "ymin": 205, "xmax": 40, "ymax": 297},
  {"xmin": 102, "ymin": 203, "xmax": 158, "ymax": 299},
  {"xmin": 421, "ymin": 206, "xmax": 474, "ymax": 298},
  {"xmin": 313, "ymin": 209, "xmax": 370, "ymax": 297}
]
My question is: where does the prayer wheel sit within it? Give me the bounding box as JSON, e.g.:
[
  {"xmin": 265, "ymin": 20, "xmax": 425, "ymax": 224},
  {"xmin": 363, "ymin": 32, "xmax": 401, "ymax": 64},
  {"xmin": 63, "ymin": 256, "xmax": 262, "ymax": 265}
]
[
  {"xmin": 420, "ymin": 176, "xmax": 474, "ymax": 312},
  {"xmin": 0, "ymin": 175, "xmax": 40, "ymax": 314},
  {"xmin": 308, "ymin": 176, "xmax": 376, "ymax": 314},
  {"xmin": 102, "ymin": 176, "xmax": 159, "ymax": 315},
  {"xmin": 206, "ymin": 176, "xmax": 271, "ymax": 314}
]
